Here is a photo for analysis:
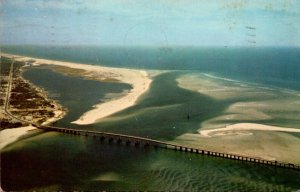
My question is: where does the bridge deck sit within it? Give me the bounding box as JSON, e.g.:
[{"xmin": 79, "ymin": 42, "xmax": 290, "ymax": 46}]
[{"xmin": 39, "ymin": 125, "xmax": 300, "ymax": 170}]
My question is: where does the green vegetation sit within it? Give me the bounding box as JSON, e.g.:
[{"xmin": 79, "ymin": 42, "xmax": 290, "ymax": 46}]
[{"xmin": 0, "ymin": 56, "xmax": 62, "ymax": 129}]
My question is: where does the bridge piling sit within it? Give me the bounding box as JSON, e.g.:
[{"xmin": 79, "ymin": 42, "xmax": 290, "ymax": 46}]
[
  {"xmin": 144, "ymin": 142, "xmax": 150, "ymax": 148},
  {"xmin": 117, "ymin": 138, "xmax": 122, "ymax": 144},
  {"xmin": 135, "ymin": 141, "xmax": 140, "ymax": 147},
  {"xmin": 31, "ymin": 126, "xmax": 300, "ymax": 170}
]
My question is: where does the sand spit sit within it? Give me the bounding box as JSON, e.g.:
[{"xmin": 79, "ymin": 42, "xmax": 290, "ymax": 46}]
[
  {"xmin": 199, "ymin": 123, "xmax": 300, "ymax": 137},
  {"xmin": 0, "ymin": 126, "xmax": 36, "ymax": 150},
  {"xmin": 1, "ymin": 53, "xmax": 152, "ymax": 125}
]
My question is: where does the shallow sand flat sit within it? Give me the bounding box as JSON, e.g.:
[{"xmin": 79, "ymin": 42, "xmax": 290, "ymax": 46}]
[
  {"xmin": 176, "ymin": 73, "xmax": 300, "ymax": 163},
  {"xmin": 0, "ymin": 126, "xmax": 36, "ymax": 150},
  {"xmin": 201, "ymin": 98, "xmax": 300, "ymax": 129},
  {"xmin": 177, "ymin": 73, "xmax": 255, "ymax": 100},
  {"xmin": 1, "ymin": 53, "xmax": 152, "ymax": 125},
  {"xmin": 175, "ymin": 130, "xmax": 300, "ymax": 164},
  {"xmin": 177, "ymin": 73, "xmax": 277, "ymax": 100},
  {"xmin": 199, "ymin": 123, "xmax": 300, "ymax": 137},
  {"xmin": 178, "ymin": 72, "xmax": 300, "ymax": 128},
  {"xmin": 92, "ymin": 172, "xmax": 121, "ymax": 181}
]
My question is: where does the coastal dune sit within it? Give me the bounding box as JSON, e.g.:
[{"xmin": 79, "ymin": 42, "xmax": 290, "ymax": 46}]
[{"xmin": 2, "ymin": 53, "xmax": 152, "ymax": 125}]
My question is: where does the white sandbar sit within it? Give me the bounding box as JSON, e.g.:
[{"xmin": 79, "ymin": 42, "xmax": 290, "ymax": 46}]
[
  {"xmin": 200, "ymin": 123, "xmax": 300, "ymax": 137},
  {"xmin": 1, "ymin": 53, "xmax": 152, "ymax": 125}
]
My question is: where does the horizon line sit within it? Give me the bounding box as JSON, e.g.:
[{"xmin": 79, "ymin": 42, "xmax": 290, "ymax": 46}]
[{"xmin": 1, "ymin": 44, "xmax": 300, "ymax": 48}]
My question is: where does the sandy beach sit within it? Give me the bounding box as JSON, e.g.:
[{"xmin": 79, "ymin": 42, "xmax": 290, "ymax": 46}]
[
  {"xmin": 1, "ymin": 53, "xmax": 152, "ymax": 125},
  {"xmin": 0, "ymin": 126, "xmax": 36, "ymax": 150}
]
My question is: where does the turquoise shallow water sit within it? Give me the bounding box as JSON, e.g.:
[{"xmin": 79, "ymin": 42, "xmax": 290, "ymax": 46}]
[{"xmin": 1, "ymin": 46, "xmax": 300, "ymax": 190}]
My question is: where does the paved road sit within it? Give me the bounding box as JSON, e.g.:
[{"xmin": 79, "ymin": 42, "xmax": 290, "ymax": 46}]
[{"xmin": 3, "ymin": 59, "xmax": 32, "ymax": 124}]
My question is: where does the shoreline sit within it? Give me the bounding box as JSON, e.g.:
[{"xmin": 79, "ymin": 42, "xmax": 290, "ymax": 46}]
[
  {"xmin": 0, "ymin": 54, "xmax": 66, "ymax": 150},
  {"xmin": 1, "ymin": 53, "xmax": 152, "ymax": 125},
  {"xmin": 0, "ymin": 125, "xmax": 37, "ymax": 150},
  {"xmin": 19, "ymin": 66, "xmax": 67, "ymax": 126}
]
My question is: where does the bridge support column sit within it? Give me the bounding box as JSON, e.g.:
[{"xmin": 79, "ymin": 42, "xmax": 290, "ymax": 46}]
[
  {"xmin": 117, "ymin": 138, "xmax": 122, "ymax": 144},
  {"xmin": 144, "ymin": 142, "xmax": 150, "ymax": 148},
  {"xmin": 135, "ymin": 141, "xmax": 140, "ymax": 147}
]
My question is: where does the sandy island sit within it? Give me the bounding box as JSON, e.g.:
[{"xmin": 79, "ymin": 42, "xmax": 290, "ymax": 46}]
[
  {"xmin": 1, "ymin": 53, "xmax": 152, "ymax": 125},
  {"xmin": 199, "ymin": 123, "xmax": 300, "ymax": 137}
]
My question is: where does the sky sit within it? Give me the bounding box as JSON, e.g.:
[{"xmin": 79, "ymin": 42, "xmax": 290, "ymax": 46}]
[{"xmin": 1, "ymin": 0, "xmax": 300, "ymax": 46}]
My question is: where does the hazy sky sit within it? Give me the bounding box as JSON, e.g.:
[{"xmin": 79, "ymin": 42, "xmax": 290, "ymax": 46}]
[{"xmin": 1, "ymin": 0, "xmax": 300, "ymax": 46}]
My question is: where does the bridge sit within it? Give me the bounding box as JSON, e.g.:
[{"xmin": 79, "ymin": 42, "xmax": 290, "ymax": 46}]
[
  {"xmin": 3, "ymin": 59, "xmax": 300, "ymax": 171},
  {"xmin": 38, "ymin": 125, "xmax": 300, "ymax": 170}
]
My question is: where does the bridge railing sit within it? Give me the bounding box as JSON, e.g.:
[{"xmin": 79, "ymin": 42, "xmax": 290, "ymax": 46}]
[{"xmin": 38, "ymin": 125, "xmax": 300, "ymax": 171}]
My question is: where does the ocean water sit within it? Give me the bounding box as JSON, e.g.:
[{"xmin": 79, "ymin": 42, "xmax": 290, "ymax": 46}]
[
  {"xmin": 1, "ymin": 46, "xmax": 300, "ymax": 191},
  {"xmin": 2, "ymin": 45, "xmax": 300, "ymax": 90}
]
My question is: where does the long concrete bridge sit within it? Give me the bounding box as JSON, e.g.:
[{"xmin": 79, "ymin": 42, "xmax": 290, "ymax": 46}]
[
  {"xmin": 3, "ymin": 59, "xmax": 300, "ymax": 171},
  {"xmin": 38, "ymin": 125, "xmax": 300, "ymax": 170}
]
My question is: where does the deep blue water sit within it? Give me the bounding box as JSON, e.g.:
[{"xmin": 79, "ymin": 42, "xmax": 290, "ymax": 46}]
[{"xmin": 2, "ymin": 45, "xmax": 300, "ymax": 90}]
